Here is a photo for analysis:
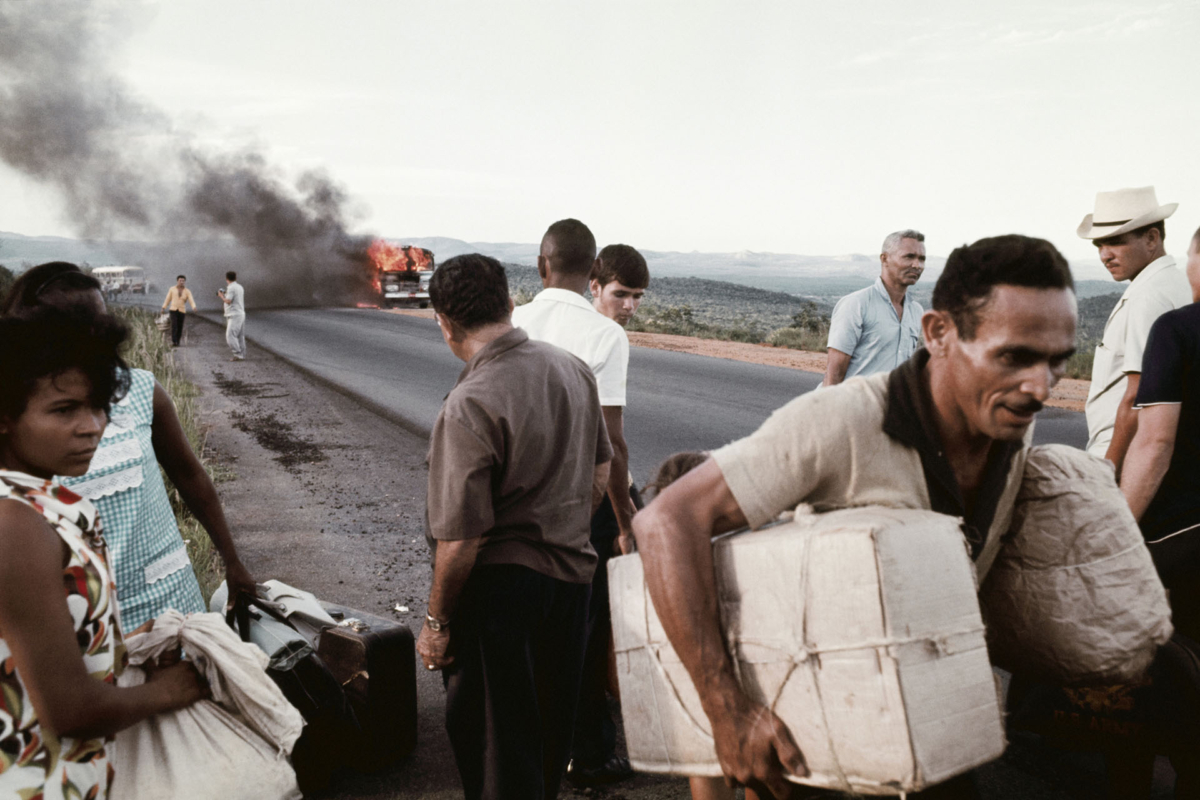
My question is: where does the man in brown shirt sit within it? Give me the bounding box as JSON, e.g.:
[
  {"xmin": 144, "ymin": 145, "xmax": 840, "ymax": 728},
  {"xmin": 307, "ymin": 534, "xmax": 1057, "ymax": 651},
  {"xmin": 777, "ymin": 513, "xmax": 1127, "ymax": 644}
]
[{"xmin": 417, "ymin": 253, "xmax": 613, "ymax": 800}]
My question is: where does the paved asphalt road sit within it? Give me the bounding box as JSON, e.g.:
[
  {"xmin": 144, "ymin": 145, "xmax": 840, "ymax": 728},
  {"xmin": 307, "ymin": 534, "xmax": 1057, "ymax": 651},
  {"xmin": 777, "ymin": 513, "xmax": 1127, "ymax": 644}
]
[{"xmin": 206, "ymin": 308, "xmax": 1088, "ymax": 482}]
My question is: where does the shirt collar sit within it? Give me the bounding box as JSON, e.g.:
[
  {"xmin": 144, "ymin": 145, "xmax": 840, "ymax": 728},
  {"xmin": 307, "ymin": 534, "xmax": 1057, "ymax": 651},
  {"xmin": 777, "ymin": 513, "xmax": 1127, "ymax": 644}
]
[
  {"xmin": 456, "ymin": 327, "xmax": 528, "ymax": 384},
  {"xmin": 882, "ymin": 348, "xmax": 941, "ymax": 452},
  {"xmin": 1124, "ymin": 254, "xmax": 1175, "ymax": 297},
  {"xmin": 530, "ymin": 287, "xmax": 599, "ymax": 312},
  {"xmin": 872, "ymin": 276, "xmax": 917, "ymax": 309},
  {"xmin": 882, "ymin": 349, "xmax": 1022, "ymax": 558}
]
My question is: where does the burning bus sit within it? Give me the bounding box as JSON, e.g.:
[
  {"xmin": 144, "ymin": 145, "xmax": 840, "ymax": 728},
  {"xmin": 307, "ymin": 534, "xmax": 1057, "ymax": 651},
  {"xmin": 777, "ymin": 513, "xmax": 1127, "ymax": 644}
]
[{"xmin": 368, "ymin": 239, "xmax": 435, "ymax": 308}]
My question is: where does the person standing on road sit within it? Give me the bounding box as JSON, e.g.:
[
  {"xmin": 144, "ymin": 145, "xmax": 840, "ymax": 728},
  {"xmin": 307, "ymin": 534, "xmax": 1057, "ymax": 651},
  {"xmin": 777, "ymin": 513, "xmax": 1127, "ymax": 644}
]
[
  {"xmin": 1079, "ymin": 186, "xmax": 1190, "ymax": 472},
  {"xmin": 633, "ymin": 235, "xmax": 1077, "ymax": 799},
  {"xmin": 417, "ymin": 254, "xmax": 613, "ymax": 800},
  {"xmin": 512, "ymin": 221, "xmax": 638, "ymax": 786},
  {"xmin": 823, "ymin": 229, "xmax": 927, "ymax": 386},
  {"xmin": 556, "ymin": 242, "xmax": 651, "ymax": 787},
  {"xmin": 1122, "ymin": 224, "xmax": 1200, "ymax": 641},
  {"xmin": 589, "ymin": 244, "xmax": 648, "ymax": 328},
  {"xmin": 219, "ymin": 270, "xmax": 246, "ymax": 362},
  {"xmin": 161, "ymin": 274, "xmax": 197, "ymax": 348}
]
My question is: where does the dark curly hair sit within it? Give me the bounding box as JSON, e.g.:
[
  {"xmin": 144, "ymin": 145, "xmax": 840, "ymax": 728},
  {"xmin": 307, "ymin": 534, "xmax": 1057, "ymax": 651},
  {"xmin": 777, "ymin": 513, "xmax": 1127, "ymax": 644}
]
[
  {"xmin": 592, "ymin": 244, "xmax": 649, "ymax": 290},
  {"xmin": 644, "ymin": 451, "xmax": 709, "ymax": 500},
  {"xmin": 932, "ymin": 235, "xmax": 1074, "ymax": 340},
  {"xmin": 0, "ymin": 310, "xmax": 131, "ymax": 422},
  {"xmin": 1, "ymin": 262, "xmax": 102, "ymax": 318},
  {"xmin": 428, "ymin": 254, "xmax": 511, "ymax": 330}
]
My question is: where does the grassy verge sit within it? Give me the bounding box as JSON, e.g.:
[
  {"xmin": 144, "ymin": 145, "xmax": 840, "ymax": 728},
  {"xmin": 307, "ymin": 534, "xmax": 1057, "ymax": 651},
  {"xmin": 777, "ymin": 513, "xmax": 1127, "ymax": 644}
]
[
  {"xmin": 1066, "ymin": 343, "xmax": 1095, "ymax": 381},
  {"xmin": 627, "ymin": 301, "xmax": 830, "ymax": 352},
  {"xmin": 112, "ymin": 307, "xmax": 226, "ymax": 602}
]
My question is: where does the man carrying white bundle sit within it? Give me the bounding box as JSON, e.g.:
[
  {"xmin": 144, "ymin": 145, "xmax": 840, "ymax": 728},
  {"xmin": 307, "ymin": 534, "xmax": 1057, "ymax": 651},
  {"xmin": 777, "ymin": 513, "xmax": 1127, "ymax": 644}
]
[{"xmin": 633, "ymin": 235, "xmax": 1078, "ymax": 799}]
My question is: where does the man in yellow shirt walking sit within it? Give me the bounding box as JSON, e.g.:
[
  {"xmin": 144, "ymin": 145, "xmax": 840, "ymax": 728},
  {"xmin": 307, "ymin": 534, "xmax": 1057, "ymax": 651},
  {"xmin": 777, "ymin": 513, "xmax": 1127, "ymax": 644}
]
[{"xmin": 161, "ymin": 274, "xmax": 197, "ymax": 347}]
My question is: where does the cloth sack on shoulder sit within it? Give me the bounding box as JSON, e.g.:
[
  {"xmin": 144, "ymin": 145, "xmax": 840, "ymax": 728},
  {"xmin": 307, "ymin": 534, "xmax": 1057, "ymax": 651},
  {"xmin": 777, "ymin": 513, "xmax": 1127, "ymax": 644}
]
[
  {"xmin": 980, "ymin": 444, "xmax": 1173, "ymax": 685},
  {"xmin": 109, "ymin": 610, "xmax": 303, "ymax": 800}
]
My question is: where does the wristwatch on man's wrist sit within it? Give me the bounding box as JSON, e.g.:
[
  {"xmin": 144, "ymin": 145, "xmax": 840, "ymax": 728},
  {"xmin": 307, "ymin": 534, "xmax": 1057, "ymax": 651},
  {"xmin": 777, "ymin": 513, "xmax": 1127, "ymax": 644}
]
[{"xmin": 425, "ymin": 613, "xmax": 449, "ymax": 632}]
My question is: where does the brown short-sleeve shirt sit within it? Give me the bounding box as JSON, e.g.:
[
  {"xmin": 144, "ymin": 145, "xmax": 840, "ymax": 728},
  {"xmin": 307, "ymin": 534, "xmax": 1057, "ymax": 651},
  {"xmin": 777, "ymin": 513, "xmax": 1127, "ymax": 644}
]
[{"xmin": 427, "ymin": 328, "xmax": 613, "ymax": 584}]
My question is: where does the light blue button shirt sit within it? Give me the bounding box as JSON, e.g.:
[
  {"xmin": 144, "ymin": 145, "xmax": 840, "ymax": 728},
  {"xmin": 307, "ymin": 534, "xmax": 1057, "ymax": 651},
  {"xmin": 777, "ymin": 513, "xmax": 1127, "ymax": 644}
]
[{"xmin": 827, "ymin": 277, "xmax": 924, "ymax": 379}]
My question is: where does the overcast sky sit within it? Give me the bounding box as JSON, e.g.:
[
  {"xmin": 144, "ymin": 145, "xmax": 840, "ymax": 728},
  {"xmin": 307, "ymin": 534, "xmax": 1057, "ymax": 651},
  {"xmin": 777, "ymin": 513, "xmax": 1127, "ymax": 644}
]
[{"xmin": 2, "ymin": 0, "xmax": 1198, "ymax": 265}]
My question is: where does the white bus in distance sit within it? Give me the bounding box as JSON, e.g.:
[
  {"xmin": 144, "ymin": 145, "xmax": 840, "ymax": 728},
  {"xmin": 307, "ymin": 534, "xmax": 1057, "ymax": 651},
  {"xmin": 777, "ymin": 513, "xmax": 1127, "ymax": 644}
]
[{"xmin": 92, "ymin": 266, "xmax": 148, "ymax": 295}]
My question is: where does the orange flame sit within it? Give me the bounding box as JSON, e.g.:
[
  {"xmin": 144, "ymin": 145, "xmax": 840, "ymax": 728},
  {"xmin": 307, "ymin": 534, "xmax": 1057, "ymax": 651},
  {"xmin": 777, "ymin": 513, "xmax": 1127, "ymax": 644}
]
[{"xmin": 368, "ymin": 239, "xmax": 434, "ymax": 273}]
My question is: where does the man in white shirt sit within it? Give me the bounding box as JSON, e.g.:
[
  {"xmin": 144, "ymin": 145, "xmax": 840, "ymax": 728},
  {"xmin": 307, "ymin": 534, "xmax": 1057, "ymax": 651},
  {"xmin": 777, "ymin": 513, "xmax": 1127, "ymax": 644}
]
[
  {"xmin": 511, "ymin": 219, "xmax": 635, "ymax": 785},
  {"xmin": 218, "ymin": 270, "xmax": 247, "ymax": 361},
  {"xmin": 1079, "ymin": 187, "xmax": 1191, "ymax": 470}
]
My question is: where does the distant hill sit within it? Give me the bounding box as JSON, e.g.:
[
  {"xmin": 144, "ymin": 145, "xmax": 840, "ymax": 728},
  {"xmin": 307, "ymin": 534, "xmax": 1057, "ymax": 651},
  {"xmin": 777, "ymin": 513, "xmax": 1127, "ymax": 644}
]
[
  {"xmin": 0, "ymin": 229, "xmax": 1129, "ymax": 305},
  {"xmin": 398, "ymin": 235, "xmax": 1116, "ymax": 299},
  {"xmin": 504, "ymin": 262, "xmax": 829, "ymax": 333},
  {"xmin": 0, "ymin": 231, "xmax": 126, "ymax": 269}
]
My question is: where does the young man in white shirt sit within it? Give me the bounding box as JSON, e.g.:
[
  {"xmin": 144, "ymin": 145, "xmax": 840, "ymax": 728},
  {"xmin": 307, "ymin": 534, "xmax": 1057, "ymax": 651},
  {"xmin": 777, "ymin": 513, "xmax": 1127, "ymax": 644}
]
[
  {"xmin": 1078, "ymin": 187, "xmax": 1191, "ymax": 472},
  {"xmin": 218, "ymin": 270, "xmax": 247, "ymax": 361},
  {"xmin": 511, "ymin": 219, "xmax": 636, "ymax": 785}
]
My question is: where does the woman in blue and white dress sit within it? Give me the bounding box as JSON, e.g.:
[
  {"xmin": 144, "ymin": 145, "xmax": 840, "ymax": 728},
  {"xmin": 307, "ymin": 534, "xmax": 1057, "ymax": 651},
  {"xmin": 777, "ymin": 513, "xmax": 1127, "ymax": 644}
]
[{"xmin": 3, "ymin": 262, "xmax": 256, "ymax": 629}]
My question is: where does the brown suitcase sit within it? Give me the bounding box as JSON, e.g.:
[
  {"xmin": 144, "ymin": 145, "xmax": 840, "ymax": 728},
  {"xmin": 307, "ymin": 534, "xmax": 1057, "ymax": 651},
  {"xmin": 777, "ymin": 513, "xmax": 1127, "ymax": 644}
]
[{"xmin": 317, "ymin": 603, "xmax": 419, "ymax": 771}]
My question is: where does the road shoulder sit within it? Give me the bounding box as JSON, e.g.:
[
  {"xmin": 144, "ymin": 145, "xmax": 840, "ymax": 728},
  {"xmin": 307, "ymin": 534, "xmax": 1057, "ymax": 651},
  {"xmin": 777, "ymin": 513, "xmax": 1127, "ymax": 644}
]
[{"xmin": 388, "ymin": 308, "xmax": 1087, "ymax": 411}]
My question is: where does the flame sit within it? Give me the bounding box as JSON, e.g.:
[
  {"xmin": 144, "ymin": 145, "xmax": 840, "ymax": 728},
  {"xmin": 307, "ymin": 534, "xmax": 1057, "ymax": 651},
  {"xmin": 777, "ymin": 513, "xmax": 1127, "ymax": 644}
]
[{"xmin": 367, "ymin": 239, "xmax": 434, "ymax": 273}]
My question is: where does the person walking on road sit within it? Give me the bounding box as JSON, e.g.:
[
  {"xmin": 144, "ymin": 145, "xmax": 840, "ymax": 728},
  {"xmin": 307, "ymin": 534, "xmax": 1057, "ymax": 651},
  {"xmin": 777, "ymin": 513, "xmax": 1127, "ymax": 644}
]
[
  {"xmin": 824, "ymin": 229, "xmax": 927, "ymax": 386},
  {"xmin": 633, "ymin": 235, "xmax": 1077, "ymax": 799},
  {"xmin": 418, "ymin": 254, "xmax": 613, "ymax": 800},
  {"xmin": 161, "ymin": 274, "xmax": 196, "ymax": 347},
  {"xmin": 219, "ymin": 271, "xmax": 246, "ymax": 361},
  {"xmin": 1079, "ymin": 186, "xmax": 1190, "ymax": 472}
]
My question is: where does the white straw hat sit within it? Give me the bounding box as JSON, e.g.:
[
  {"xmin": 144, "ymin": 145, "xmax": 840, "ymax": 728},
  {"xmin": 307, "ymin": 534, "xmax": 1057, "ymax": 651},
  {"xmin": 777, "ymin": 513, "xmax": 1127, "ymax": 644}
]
[{"xmin": 1077, "ymin": 186, "xmax": 1177, "ymax": 240}]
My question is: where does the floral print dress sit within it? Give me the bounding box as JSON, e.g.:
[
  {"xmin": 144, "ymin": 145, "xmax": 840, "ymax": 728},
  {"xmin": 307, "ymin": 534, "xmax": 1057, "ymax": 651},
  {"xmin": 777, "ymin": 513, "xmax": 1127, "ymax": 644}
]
[{"xmin": 0, "ymin": 470, "xmax": 124, "ymax": 800}]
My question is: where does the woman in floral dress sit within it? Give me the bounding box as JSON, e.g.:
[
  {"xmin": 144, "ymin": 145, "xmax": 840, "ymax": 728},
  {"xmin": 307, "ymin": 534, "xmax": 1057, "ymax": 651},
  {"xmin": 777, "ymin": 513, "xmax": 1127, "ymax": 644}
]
[
  {"xmin": 0, "ymin": 312, "xmax": 206, "ymax": 798},
  {"xmin": 3, "ymin": 262, "xmax": 256, "ymax": 630}
]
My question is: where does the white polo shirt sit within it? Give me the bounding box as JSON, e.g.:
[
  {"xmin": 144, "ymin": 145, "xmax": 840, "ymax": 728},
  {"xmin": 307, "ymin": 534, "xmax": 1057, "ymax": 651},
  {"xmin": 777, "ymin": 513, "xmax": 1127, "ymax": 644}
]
[
  {"xmin": 511, "ymin": 288, "xmax": 629, "ymax": 406},
  {"xmin": 1086, "ymin": 255, "xmax": 1191, "ymax": 456}
]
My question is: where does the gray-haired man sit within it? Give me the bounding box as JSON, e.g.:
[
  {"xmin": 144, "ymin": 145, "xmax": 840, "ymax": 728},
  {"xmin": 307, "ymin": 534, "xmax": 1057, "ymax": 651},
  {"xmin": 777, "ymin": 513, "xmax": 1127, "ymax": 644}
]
[{"xmin": 824, "ymin": 230, "xmax": 927, "ymax": 386}]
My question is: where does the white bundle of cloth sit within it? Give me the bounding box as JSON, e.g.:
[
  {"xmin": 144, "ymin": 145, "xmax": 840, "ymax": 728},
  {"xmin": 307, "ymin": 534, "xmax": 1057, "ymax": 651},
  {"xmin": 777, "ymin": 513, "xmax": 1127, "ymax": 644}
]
[{"xmin": 109, "ymin": 610, "xmax": 304, "ymax": 800}]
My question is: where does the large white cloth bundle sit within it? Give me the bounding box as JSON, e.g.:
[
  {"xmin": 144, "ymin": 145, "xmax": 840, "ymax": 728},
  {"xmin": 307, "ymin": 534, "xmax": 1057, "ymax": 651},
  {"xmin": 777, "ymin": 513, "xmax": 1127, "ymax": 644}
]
[
  {"xmin": 979, "ymin": 444, "xmax": 1172, "ymax": 685},
  {"xmin": 110, "ymin": 610, "xmax": 303, "ymax": 800},
  {"xmin": 609, "ymin": 507, "xmax": 1005, "ymax": 796}
]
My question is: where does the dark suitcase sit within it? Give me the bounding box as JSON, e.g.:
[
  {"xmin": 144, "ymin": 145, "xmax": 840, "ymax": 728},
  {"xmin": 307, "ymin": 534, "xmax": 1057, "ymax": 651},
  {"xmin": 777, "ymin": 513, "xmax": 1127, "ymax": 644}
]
[{"xmin": 317, "ymin": 603, "xmax": 419, "ymax": 771}]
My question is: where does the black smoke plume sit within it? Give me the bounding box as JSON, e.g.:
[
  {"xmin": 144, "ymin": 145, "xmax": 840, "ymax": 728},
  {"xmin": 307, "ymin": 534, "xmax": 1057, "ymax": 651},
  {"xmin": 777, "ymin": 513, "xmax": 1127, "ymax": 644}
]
[{"xmin": 0, "ymin": 0, "xmax": 374, "ymax": 307}]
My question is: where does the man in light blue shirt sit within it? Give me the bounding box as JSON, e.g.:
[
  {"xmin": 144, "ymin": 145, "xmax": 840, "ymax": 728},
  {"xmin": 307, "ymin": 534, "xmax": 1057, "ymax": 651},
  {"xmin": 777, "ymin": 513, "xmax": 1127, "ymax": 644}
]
[{"xmin": 824, "ymin": 229, "xmax": 927, "ymax": 386}]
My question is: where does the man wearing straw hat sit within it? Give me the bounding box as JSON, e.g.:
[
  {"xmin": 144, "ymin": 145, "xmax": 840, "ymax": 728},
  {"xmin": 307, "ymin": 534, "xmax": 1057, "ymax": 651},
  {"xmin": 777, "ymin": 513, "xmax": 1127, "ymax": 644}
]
[{"xmin": 1078, "ymin": 186, "xmax": 1191, "ymax": 471}]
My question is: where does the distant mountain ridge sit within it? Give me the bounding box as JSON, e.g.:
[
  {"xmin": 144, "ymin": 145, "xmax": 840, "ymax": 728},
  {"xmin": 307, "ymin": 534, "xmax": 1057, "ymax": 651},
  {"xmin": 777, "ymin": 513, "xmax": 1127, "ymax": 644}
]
[
  {"xmin": 396, "ymin": 236, "xmax": 1117, "ymax": 299},
  {"xmin": 0, "ymin": 230, "xmax": 1120, "ymax": 301}
]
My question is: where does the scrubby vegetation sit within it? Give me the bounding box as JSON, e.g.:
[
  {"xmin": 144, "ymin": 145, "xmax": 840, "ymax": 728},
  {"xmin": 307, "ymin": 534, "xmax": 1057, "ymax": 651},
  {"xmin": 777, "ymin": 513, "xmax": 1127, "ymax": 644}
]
[{"xmin": 505, "ymin": 259, "xmax": 1120, "ymax": 375}]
